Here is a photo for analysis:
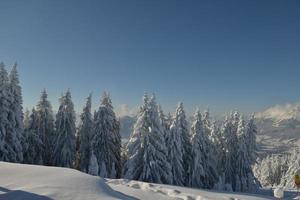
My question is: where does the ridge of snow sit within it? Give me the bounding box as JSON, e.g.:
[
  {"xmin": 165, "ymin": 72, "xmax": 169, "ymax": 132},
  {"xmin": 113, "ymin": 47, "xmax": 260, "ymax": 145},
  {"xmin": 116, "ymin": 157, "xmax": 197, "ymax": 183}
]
[{"xmin": 0, "ymin": 162, "xmax": 133, "ymax": 200}]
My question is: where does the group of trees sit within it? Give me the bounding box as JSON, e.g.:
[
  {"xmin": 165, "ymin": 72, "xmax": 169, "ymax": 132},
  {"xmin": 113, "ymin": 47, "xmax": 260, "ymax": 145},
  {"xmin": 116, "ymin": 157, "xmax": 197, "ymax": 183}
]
[
  {"xmin": 0, "ymin": 63, "xmax": 121, "ymax": 178},
  {"xmin": 23, "ymin": 90, "xmax": 122, "ymax": 178},
  {"xmin": 124, "ymin": 94, "xmax": 259, "ymax": 192},
  {"xmin": 0, "ymin": 63, "xmax": 23, "ymax": 163},
  {"xmin": 254, "ymin": 149, "xmax": 300, "ymax": 189},
  {"xmin": 0, "ymin": 62, "xmax": 259, "ymax": 192}
]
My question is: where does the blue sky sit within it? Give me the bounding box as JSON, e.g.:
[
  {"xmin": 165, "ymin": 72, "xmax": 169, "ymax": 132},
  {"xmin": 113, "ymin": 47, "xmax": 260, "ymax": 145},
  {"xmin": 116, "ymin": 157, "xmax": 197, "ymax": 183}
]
[{"xmin": 0, "ymin": 0, "xmax": 300, "ymax": 115}]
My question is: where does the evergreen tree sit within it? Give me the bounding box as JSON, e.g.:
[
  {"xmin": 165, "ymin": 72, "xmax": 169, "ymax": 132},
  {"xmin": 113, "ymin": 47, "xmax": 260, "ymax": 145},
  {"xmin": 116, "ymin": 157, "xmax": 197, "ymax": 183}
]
[
  {"xmin": 92, "ymin": 92, "xmax": 121, "ymax": 178},
  {"xmin": 23, "ymin": 108, "xmax": 43, "ymax": 164},
  {"xmin": 190, "ymin": 109, "xmax": 218, "ymax": 189},
  {"xmin": 210, "ymin": 121, "xmax": 224, "ymax": 174},
  {"xmin": 231, "ymin": 111, "xmax": 240, "ymax": 134},
  {"xmin": 78, "ymin": 94, "xmax": 93, "ymax": 173},
  {"xmin": 245, "ymin": 115, "xmax": 257, "ymax": 165},
  {"xmin": 124, "ymin": 94, "xmax": 171, "ymax": 184},
  {"xmin": 169, "ymin": 102, "xmax": 191, "ymax": 186},
  {"xmin": 165, "ymin": 104, "xmax": 185, "ymax": 186},
  {"xmin": 222, "ymin": 116, "xmax": 238, "ymax": 191},
  {"xmin": 147, "ymin": 95, "xmax": 171, "ymax": 183},
  {"xmin": 158, "ymin": 105, "xmax": 169, "ymax": 138},
  {"xmin": 0, "ymin": 63, "xmax": 23, "ymax": 162},
  {"xmin": 165, "ymin": 112, "xmax": 173, "ymax": 130},
  {"xmin": 36, "ymin": 89, "xmax": 55, "ymax": 165},
  {"xmin": 8, "ymin": 63, "xmax": 24, "ymax": 162},
  {"xmin": 53, "ymin": 90, "xmax": 76, "ymax": 167},
  {"xmin": 0, "ymin": 63, "xmax": 11, "ymax": 161},
  {"xmin": 235, "ymin": 117, "xmax": 258, "ymax": 192},
  {"xmin": 123, "ymin": 96, "xmax": 147, "ymax": 181},
  {"xmin": 202, "ymin": 110, "xmax": 212, "ymax": 137}
]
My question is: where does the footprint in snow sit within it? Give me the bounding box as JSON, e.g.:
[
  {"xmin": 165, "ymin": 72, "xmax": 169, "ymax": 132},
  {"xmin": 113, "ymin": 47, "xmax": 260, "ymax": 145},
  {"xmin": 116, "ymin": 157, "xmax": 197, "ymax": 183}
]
[{"xmin": 130, "ymin": 183, "xmax": 141, "ymax": 189}]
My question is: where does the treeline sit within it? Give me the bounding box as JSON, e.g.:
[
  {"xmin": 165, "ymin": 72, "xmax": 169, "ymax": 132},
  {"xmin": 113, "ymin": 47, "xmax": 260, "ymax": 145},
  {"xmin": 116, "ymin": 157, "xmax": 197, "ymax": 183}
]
[
  {"xmin": 0, "ymin": 63, "xmax": 259, "ymax": 192},
  {"xmin": 123, "ymin": 95, "xmax": 259, "ymax": 192},
  {"xmin": 24, "ymin": 90, "xmax": 121, "ymax": 177}
]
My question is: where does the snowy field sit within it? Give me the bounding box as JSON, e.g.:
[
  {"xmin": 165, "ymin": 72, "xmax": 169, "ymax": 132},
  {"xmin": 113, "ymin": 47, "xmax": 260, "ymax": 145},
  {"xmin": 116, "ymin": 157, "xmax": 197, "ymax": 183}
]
[
  {"xmin": 107, "ymin": 179, "xmax": 273, "ymax": 200},
  {"xmin": 2, "ymin": 161, "xmax": 298, "ymax": 200}
]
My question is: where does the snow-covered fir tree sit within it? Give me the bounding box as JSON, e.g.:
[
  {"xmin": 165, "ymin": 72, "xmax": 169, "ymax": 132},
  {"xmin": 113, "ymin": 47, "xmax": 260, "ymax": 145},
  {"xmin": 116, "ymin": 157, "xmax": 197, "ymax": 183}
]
[
  {"xmin": 158, "ymin": 105, "xmax": 169, "ymax": 138},
  {"xmin": 0, "ymin": 63, "xmax": 11, "ymax": 161},
  {"xmin": 210, "ymin": 121, "xmax": 224, "ymax": 173},
  {"xmin": 235, "ymin": 116, "xmax": 258, "ymax": 192},
  {"xmin": 91, "ymin": 92, "xmax": 121, "ymax": 178},
  {"xmin": 122, "ymin": 97, "xmax": 146, "ymax": 180},
  {"xmin": 169, "ymin": 102, "xmax": 191, "ymax": 186},
  {"xmin": 165, "ymin": 112, "xmax": 173, "ymax": 129},
  {"xmin": 23, "ymin": 108, "xmax": 43, "ymax": 165},
  {"xmin": 8, "ymin": 63, "xmax": 24, "ymax": 162},
  {"xmin": 235, "ymin": 117, "xmax": 248, "ymax": 191},
  {"xmin": 202, "ymin": 110, "xmax": 212, "ymax": 137},
  {"xmin": 165, "ymin": 104, "xmax": 185, "ymax": 186},
  {"xmin": 222, "ymin": 115, "xmax": 239, "ymax": 191},
  {"xmin": 124, "ymin": 94, "xmax": 171, "ymax": 184},
  {"xmin": 78, "ymin": 94, "xmax": 93, "ymax": 173},
  {"xmin": 190, "ymin": 109, "xmax": 218, "ymax": 189},
  {"xmin": 147, "ymin": 95, "xmax": 171, "ymax": 182},
  {"xmin": 35, "ymin": 89, "xmax": 55, "ymax": 165},
  {"xmin": 0, "ymin": 63, "xmax": 23, "ymax": 162},
  {"xmin": 245, "ymin": 115, "xmax": 257, "ymax": 165},
  {"xmin": 53, "ymin": 90, "xmax": 76, "ymax": 168}
]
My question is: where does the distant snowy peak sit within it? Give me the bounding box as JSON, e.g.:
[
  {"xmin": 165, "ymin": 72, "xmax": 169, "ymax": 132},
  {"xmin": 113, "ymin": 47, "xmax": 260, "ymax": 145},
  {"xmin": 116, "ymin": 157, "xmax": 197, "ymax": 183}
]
[{"xmin": 256, "ymin": 102, "xmax": 300, "ymax": 124}]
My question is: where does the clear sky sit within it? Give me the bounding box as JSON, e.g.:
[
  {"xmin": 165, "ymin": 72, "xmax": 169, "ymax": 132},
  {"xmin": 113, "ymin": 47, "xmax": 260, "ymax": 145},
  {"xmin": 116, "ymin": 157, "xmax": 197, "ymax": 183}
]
[{"xmin": 0, "ymin": 0, "xmax": 300, "ymax": 116}]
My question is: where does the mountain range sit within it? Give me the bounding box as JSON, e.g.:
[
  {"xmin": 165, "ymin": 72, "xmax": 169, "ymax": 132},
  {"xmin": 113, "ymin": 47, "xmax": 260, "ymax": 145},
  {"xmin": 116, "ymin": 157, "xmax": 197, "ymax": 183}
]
[{"xmin": 255, "ymin": 102, "xmax": 300, "ymax": 155}]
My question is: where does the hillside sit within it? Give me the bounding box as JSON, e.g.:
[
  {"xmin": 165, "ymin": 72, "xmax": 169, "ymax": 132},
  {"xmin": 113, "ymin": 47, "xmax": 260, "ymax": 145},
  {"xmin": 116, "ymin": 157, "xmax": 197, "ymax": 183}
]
[
  {"xmin": 0, "ymin": 162, "xmax": 132, "ymax": 200},
  {"xmin": 0, "ymin": 162, "xmax": 276, "ymax": 200}
]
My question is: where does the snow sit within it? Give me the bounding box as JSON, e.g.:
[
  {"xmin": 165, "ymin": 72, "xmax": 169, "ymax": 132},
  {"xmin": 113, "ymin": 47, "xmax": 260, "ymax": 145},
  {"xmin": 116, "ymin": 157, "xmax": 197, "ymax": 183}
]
[
  {"xmin": 274, "ymin": 187, "xmax": 284, "ymax": 198},
  {"xmin": 255, "ymin": 102, "xmax": 300, "ymax": 123},
  {"xmin": 107, "ymin": 179, "xmax": 272, "ymax": 200},
  {"xmin": 0, "ymin": 161, "xmax": 279, "ymax": 200},
  {"xmin": 0, "ymin": 162, "xmax": 132, "ymax": 200}
]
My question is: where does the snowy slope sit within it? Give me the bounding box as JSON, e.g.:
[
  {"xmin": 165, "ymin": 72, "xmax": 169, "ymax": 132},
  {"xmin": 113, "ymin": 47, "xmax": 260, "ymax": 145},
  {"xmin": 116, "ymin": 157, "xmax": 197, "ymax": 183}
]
[
  {"xmin": 107, "ymin": 179, "xmax": 273, "ymax": 200},
  {"xmin": 0, "ymin": 162, "xmax": 133, "ymax": 200},
  {"xmin": 0, "ymin": 162, "xmax": 277, "ymax": 200}
]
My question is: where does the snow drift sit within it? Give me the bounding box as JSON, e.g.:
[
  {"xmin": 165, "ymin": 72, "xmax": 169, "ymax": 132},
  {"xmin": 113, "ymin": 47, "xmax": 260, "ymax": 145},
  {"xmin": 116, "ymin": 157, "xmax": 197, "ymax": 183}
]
[{"xmin": 0, "ymin": 162, "xmax": 132, "ymax": 200}]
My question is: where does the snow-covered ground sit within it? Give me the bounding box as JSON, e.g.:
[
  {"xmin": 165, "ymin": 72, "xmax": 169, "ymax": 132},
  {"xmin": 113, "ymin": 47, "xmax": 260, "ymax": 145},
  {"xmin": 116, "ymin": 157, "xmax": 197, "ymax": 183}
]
[
  {"xmin": 107, "ymin": 179, "xmax": 274, "ymax": 200},
  {"xmin": 0, "ymin": 162, "xmax": 133, "ymax": 200},
  {"xmin": 0, "ymin": 161, "xmax": 297, "ymax": 200}
]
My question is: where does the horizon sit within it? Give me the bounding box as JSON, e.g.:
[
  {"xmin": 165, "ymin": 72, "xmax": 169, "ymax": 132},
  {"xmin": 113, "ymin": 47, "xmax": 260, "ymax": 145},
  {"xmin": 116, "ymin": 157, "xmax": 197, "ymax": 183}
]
[{"xmin": 1, "ymin": 0, "xmax": 300, "ymax": 116}]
